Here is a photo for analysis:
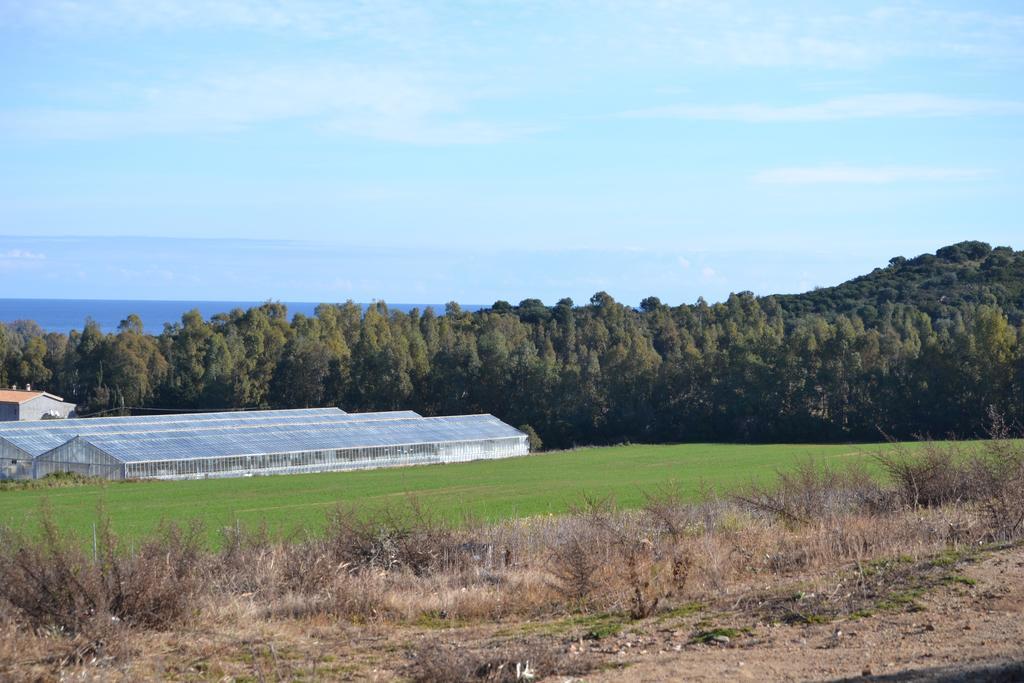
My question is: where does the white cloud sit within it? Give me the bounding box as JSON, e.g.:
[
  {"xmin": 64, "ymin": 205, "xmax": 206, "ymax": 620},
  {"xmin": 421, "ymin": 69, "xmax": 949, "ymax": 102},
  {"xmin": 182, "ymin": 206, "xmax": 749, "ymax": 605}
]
[
  {"xmin": 8, "ymin": 2, "xmax": 1024, "ymax": 69},
  {"xmin": 114, "ymin": 266, "xmax": 177, "ymax": 282},
  {"xmin": 0, "ymin": 248, "xmax": 47, "ymax": 273},
  {"xmin": 753, "ymin": 165, "xmax": 990, "ymax": 185},
  {"xmin": 1, "ymin": 1, "xmax": 430, "ymax": 42},
  {"xmin": 0, "ymin": 64, "xmax": 525, "ymax": 145},
  {"xmin": 623, "ymin": 94, "xmax": 1024, "ymax": 122},
  {"xmin": 701, "ymin": 266, "xmax": 717, "ymax": 280},
  {"xmin": 0, "ymin": 249, "xmax": 46, "ymax": 260},
  {"xmin": 677, "ymin": 256, "xmax": 691, "ymax": 270}
]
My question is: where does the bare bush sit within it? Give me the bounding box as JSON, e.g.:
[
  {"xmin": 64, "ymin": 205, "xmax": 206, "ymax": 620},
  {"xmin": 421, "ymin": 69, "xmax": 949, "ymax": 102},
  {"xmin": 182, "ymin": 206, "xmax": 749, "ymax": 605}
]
[
  {"xmin": 215, "ymin": 521, "xmax": 277, "ymax": 595},
  {"xmin": 618, "ymin": 532, "xmax": 662, "ymax": 619},
  {"xmin": 643, "ymin": 485, "xmax": 699, "ymax": 597},
  {"xmin": 277, "ymin": 538, "xmax": 340, "ymax": 596},
  {"xmin": 966, "ymin": 420, "xmax": 1024, "ymax": 541},
  {"xmin": 544, "ymin": 496, "xmax": 615, "ymax": 607},
  {"xmin": 0, "ymin": 513, "xmax": 103, "ymax": 635},
  {"xmin": 873, "ymin": 414, "xmax": 1024, "ymax": 542},
  {"xmin": 0, "ymin": 505, "xmax": 203, "ymax": 636},
  {"xmin": 325, "ymin": 498, "xmax": 461, "ymax": 576},
  {"xmin": 99, "ymin": 518, "xmax": 204, "ymax": 630},
  {"xmin": 542, "ymin": 494, "xmax": 696, "ymax": 617},
  {"xmin": 732, "ymin": 459, "xmax": 888, "ymax": 525},
  {"xmin": 544, "ymin": 518, "xmax": 606, "ymax": 607},
  {"xmin": 876, "ymin": 440, "xmax": 970, "ymax": 509}
]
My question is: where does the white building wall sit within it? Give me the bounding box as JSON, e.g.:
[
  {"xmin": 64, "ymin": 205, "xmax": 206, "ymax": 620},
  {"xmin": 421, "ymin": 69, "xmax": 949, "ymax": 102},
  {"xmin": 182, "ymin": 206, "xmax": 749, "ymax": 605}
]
[{"xmin": 17, "ymin": 396, "xmax": 77, "ymax": 421}]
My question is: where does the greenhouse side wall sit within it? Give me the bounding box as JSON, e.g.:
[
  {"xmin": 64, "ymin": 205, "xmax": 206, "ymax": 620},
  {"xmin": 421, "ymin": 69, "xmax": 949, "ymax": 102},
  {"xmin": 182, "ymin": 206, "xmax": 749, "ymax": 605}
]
[
  {"xmin": 123, "ymin": 435, "xmax": 530, "ymax": 480},
  {"xmin": 33, "ymin": 439, "xmax": 125, "ymax": 480},
  {"xmin": 0, "ymin": 439, "xmax": 33, "ymax": 480}
]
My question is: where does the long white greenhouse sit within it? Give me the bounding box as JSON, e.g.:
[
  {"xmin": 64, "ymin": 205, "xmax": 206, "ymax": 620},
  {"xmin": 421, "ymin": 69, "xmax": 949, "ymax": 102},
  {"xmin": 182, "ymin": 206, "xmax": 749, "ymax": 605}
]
[{"xmin": 0, "ymin": 408, "xmax": 530, "ymax": 481}]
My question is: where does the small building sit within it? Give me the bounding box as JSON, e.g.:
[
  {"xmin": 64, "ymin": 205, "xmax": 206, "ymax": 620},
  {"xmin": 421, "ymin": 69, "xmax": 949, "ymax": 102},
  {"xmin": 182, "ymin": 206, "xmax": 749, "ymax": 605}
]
[{"xmin": 0, "ymin": 388, "xmax": 77, "ymax": 422}]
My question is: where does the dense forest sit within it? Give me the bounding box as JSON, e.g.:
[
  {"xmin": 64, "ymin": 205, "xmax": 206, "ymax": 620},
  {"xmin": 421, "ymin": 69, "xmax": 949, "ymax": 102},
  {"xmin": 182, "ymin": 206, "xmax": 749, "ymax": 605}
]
[{"xmin": 1, "ymin": 241, "xmax": 1022, "ymax": 448}]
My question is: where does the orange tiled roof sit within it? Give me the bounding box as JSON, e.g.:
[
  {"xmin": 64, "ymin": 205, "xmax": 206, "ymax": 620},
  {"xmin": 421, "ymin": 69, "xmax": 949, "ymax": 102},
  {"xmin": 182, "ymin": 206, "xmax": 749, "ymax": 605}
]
[{"xmin": 0, "ymin": 390, "xmax": 64, "ymax": 404}]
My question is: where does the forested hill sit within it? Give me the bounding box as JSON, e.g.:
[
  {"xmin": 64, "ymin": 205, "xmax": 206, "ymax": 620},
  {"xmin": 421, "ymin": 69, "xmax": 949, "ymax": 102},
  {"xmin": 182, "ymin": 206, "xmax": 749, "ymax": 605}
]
[
  {"xmin": 1, "ymin": 241, "xmax": 1022, "ymax": 448},
  {"xmin": 775, "ymin": 241, "xmax": 1024, "ymax": 323}
]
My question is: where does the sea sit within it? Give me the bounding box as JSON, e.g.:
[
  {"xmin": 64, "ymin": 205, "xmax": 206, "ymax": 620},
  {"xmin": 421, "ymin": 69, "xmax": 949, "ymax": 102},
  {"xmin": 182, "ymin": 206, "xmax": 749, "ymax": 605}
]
[{"xmin": 0, "ymin": 299, "xmax": 483, "ymax": 334}]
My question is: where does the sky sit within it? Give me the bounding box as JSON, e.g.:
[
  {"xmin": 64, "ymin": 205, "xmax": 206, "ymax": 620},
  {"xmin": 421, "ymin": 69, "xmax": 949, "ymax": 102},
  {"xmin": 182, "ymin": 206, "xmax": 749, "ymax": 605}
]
[{"xmin": 1, "ymin": 0, "xmax": 1022, "ymax": 306}]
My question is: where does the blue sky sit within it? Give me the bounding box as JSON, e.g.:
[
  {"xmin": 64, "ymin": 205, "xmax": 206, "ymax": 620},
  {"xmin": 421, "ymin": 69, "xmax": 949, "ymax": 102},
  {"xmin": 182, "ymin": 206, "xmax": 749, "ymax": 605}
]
[{"xmin": 1, "ymin": 1, "xmax": 1021, "ymax": 305}]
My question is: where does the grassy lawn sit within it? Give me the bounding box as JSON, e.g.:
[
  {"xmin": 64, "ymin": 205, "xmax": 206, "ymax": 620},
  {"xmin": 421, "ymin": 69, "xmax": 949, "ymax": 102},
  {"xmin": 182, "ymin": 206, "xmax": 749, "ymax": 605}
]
[{"xmin": 0, "ymin": 441, "xmax": 911, "ymax": 546}]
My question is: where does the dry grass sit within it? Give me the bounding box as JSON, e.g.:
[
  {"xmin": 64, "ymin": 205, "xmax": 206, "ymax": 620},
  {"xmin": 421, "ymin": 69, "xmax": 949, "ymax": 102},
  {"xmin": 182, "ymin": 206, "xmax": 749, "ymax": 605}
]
[{"xmin": 1, "ymin": 433, "xmax": 1022, "ymax": 680}]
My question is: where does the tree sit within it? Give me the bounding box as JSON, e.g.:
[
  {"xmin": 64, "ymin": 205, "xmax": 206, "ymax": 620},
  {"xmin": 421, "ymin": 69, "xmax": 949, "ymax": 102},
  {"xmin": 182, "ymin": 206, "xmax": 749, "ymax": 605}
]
[
  {"xmin": 105, "ymin": 321, "xmax": 168, "ymax": 408},
  {"xmin": 0, "ymin": 324, "xmax": 9, "ymax": 387},
  {"xmin": 164, "ymin": 310, "xmax": 213, "ymax": 407},
  {"xmin": 17, "ymin": 336, "xmax": 51, "ymax": 388},
  {"xmin": 3, "ymin": 241, "xmax": 1021, "ymax": 447},
  {"xmin": 271, "ymin": 338, "xmax": 331, "ymax": 408},
  {"xmin": 349, "ymin": 305, "xmax": 413, "ymax": 409},
  {"xmin": 490, "ymin": 300, "xmax": 514, "ymax": 315},
  {"xmin": 518, "ymin": 424, "xmax": 543, "ymax": 452}
]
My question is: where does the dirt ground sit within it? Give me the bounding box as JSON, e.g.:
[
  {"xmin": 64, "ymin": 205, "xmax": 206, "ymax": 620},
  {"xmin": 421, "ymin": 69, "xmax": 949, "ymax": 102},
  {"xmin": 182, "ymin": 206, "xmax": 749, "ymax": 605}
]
[
  {"xmin": 369, "ymin": 542, "xmax": 1024, "ymax": 682},
  {"xmin": 580, "ymin": 543, "xmax": 1024, "ymax": 682},
  {"xmin": 5, "ymin": 543, "xmax": 1023, "ymax": 681}
]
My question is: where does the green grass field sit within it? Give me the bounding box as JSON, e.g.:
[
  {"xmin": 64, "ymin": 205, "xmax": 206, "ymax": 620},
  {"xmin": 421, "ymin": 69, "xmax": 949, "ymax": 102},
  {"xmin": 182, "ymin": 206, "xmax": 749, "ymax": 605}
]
[{"xmin": 0, "ymin": 442, "xmax": 913, "ymax": 546}]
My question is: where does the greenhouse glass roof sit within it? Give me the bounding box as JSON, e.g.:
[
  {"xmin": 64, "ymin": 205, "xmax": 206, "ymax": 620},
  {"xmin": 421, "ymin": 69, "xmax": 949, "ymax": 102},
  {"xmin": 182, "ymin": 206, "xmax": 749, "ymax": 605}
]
[
  {"xmin": 0, "ymin": 408, "xmax": 426, "ymax": 456},
  {"xmin": 4, "ymin": 408, "xmax": 525, "ymax": 466},
  {"xmin": 60, "ymin": 414, "xmax": 524, "ymax": 464},
  {"xmin": 0, "ymin": 407, "xmax": 343, "ymax": 434}
]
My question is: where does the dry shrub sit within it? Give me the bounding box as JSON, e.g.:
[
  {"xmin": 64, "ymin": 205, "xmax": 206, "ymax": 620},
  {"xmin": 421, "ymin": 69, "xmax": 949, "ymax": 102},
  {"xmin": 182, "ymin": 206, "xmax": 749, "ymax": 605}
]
[
  {"xmin": 247, "ymin": 502, "xmax": 547, "ymax": 624},
  {"xmin": 0, "ymin": 621, "xmax": 33, "ymax": 676},
  {"xmin": 395, "ymin": 564, "xmax": 553, "ymax": 623},
  {"xmin": 680, "ymin": 498, "xmax": 990, "ymax": 598},
  {"xmin": 329, "ymin": 572, "xmax": 395, "ymax": 620},
  {"xmin": 643, "ymin": 486, "xmax": 701, "ymax": 597},
  {"xmin": 875, "ymin": 413, "xmax": 1024, "ymax": 541},
  {"xmin": 0, "ymin": 504, "xmax": 203, "ymax": 636},
  {"xmin": 596, "ymin": 510, "xmax": 672, "ymax": 619},
  {"xmin": 543, "ymin": 495, "xmax": 692, "ymax": 617},
  {"xmin": 325, "ymin": 498, "xmax": 463, "ymax": 576},
  {"xmin": 545, "ymin": 524, "xmax": 605, "ymax": 607},
  {"xmin": 99, "ymin": 518, "xmax": 204, "ymax": 630},
  {"xmin": 215, "ymin": 522, "xmax": 277, "ymax": 595},
  {"xmin": 265, "ymin": 571, "xmax": 391, "ymax": 621},
  {"xmin": 877, "ymin": 440, "xmax": 970, "ymax": 508},
  {"xmin": 966, "ymin": 434, "xmax": 1024, "ymax": 542},
  {"xmin": 0, "ymin": 517, "xmax": 103, "ymax": 636},
  {"xmin": 733, "ymin": 459, "xmax": 888, "ymax": 525},
  {"xmin": 544, "ymin": 496, "xmax": 614, "ymax": 608},
  {"xmin": 619, "ymin": 535, "xmax": 664, "ymax": 619},
  {"xmin": 278, "ymin": 538, "xmax": 340, "ymax": 595},
  {"xmin": 756, "ymin": 515, "xmax": 907, "ymax": 575}
]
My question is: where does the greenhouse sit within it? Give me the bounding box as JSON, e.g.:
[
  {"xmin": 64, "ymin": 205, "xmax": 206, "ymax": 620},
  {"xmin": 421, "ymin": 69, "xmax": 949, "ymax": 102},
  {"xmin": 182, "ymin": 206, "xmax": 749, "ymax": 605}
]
[{"xmin": 0, "ymin": 408, "xmax": 529, "ymax": 481}]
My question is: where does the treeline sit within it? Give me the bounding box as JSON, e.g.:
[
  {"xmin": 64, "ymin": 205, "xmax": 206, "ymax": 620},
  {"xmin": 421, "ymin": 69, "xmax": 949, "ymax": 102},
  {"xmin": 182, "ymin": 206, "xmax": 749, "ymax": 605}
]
[
  {"xmin": 1, "ymin": 242, "xmax": 1022, "ymax": 448},
  {"xmin": 775, "ymin": 240, "xmax": 1024, "ymax": 322}
]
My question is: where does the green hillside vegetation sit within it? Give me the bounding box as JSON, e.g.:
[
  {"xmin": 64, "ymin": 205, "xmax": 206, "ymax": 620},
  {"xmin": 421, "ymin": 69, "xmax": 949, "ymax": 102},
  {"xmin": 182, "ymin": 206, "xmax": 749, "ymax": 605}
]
[
  {"xmin": 0, "ymin": 441, "xmax": 925, "ymax": 547},
  {"xmin": 1, "ymin": 241, "xmax": 1021, "ymax": 448},
  {"xmin": 775, "ymin": 241, "xmax": 1024, "ymax": 323}
]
